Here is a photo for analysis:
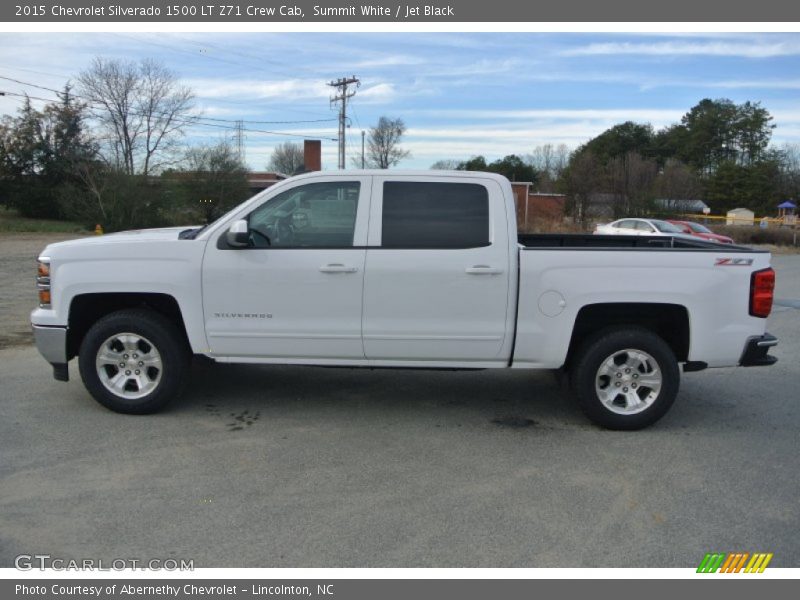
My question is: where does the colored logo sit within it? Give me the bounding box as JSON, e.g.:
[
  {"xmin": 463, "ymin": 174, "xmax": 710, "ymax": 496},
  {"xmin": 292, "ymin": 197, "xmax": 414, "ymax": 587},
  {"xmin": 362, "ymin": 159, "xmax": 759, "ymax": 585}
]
[
  {"xmin": 697, "ymin": 552, "xmax": 773, "ymax": 573},
  {"xmin": 714, "ymin": 258, "xmax": 754, "ymax": 266}
]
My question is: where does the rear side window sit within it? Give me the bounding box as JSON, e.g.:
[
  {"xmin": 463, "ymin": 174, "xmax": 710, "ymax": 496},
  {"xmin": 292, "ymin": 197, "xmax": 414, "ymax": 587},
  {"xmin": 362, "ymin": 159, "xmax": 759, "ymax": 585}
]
[
  {"xmin": 634, "ymin": 221, "xmax": 655, "ymax": 232},
  {"xmin": 381, "ymin": 182, "xmax": 490, "ymax": 248}
]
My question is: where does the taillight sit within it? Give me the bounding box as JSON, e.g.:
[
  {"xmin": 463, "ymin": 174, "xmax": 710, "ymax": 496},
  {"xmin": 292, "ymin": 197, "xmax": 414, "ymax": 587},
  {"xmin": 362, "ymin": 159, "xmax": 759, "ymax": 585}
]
[{"xmin": 749, "ymin": 267, "xmax": 775, "ymax": 318}]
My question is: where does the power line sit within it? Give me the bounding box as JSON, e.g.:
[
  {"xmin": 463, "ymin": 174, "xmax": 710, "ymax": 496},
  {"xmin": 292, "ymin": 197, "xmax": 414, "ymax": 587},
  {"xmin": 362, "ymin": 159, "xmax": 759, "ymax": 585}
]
[
  {"xmin": 0, "ymin": 89, "xmax": 337, "ymax": 141},
  {"xmin": 0, "ymin": 75, "xmax": 338, "ymax": 140},
  {"xmin": 168, "ymin": 33, "xmax": 323, "ymax": 78},
  {"xmin": 0, "ymin": 74, "xmax": 336, "ymax": 125}
]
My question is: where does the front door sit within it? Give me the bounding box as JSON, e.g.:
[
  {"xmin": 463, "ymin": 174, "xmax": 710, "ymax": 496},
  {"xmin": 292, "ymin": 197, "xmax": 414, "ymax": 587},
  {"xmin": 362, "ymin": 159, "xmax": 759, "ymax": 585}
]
[{"xmin": 201, "ymin": 177, "xmax": 371, "ymax": 360}]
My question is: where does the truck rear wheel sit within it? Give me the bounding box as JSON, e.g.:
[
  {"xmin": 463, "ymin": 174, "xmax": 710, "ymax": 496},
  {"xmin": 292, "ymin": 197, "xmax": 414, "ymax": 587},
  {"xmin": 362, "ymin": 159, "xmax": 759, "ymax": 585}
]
[
  {"xmin": 571, "ymin": 327, "xmax": 679, "ymax": 430},
  {"xmin": 78, "ymin": 309, "xmax": 189, "ymax": 414}
]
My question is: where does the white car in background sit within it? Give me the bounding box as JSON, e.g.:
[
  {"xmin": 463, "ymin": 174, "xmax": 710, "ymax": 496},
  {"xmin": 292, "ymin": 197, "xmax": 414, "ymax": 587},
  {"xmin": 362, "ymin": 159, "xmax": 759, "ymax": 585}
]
[{"xmin": 594, "ymin": 218, "xmax": 698, "ymax": 240}]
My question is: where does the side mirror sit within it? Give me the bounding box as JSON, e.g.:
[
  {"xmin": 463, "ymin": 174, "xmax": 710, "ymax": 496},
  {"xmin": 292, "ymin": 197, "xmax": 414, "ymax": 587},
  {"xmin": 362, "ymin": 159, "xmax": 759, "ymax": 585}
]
[{"xmin": 226, "ymin": 219, "xmax": 249, "ymax": 248}]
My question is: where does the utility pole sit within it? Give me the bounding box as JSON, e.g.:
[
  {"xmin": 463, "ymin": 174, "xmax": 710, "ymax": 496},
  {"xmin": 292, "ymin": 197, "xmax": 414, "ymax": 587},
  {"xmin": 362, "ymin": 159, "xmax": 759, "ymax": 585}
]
[
  {"xmin": 328, "ymin": 76, "xmax": 359, "ymax": 170},
  {"xmin": 361, "ymin": 130, "xmax": 365, "ymax": 169}
]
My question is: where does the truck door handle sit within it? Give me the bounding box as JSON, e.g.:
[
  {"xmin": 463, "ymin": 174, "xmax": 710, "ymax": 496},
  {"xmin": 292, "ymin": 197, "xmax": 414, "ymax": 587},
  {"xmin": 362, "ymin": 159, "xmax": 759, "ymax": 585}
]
[
  {"xmin": 465, "ymin": 265, "xmax": 504, "ymax": 275},
  {"xmin": 319, "ymin": 264, "xmax": 359, "ymax": 273}
]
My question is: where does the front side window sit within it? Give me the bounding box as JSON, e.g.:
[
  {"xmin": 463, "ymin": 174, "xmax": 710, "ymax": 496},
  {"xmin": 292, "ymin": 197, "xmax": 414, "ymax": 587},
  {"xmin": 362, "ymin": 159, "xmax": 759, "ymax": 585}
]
[
  {"xmin": 381, "ymin": 182, "xmax": 490, "ymax": 248},
  {"xmin": 247, "ymin": 181, "xmax": 360, "ymax": 248}
]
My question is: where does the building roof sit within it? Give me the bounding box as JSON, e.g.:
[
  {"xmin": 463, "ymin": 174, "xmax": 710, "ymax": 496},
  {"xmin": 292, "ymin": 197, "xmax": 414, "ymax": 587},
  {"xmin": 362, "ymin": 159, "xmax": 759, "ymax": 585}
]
[
  {"xmin": 777, "ymin": 200, "xmax": 796, "ymax": 209},
  {"xmin": 654, "ymin": 198, "xmax": 709, "ymax": 212}
]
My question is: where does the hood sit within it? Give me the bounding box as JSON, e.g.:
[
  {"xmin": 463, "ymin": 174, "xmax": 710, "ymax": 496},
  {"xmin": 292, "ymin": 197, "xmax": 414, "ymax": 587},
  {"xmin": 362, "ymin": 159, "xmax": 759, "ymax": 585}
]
[{"xmin": 39, "ymin": 227, "xmax": 199, "ymax": 257}]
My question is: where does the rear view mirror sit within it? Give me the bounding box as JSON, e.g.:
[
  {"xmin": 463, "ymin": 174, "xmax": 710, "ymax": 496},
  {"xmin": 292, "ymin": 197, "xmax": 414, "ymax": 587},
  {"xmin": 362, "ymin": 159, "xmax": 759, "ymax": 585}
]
[{"xmin": 226, "ymin": 219, "xmax": 249, "ymax": 248}]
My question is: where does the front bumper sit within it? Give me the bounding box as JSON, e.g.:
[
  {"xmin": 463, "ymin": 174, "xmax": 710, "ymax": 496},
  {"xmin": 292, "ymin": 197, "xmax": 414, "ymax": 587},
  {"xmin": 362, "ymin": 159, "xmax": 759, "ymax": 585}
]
[
  {"xmin": 31, "ymin": 324, "xmax": 69, "ymax": 381},
  {"xmin": 739, "ymin": 333, "xmax": 778, "ymax": 367}
]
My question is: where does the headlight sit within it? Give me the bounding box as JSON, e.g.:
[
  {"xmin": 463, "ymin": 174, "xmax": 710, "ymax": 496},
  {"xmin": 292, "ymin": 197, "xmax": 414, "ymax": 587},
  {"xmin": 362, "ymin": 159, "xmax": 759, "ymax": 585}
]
[{"xmin": 37, "ymin": 258, "xmax": 51, "ymax": 308}]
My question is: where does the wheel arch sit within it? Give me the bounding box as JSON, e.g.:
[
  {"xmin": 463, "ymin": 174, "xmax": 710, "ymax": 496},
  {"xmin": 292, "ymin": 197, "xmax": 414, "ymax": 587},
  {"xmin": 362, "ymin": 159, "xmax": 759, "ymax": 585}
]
[
  {"xmin": 67, "ymin": 292, "xmax": 190, "ymax": 360},
  {"xmin": 565, "ymin": 302, "xmax": 690, "ymax": 369}
]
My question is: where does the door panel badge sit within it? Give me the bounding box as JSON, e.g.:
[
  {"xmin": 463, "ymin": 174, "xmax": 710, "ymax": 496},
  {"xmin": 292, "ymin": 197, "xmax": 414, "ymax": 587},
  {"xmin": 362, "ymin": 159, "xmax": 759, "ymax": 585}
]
[{"xmin": 714, "ymin": 258, "xmax": 754, "ymax": 266}]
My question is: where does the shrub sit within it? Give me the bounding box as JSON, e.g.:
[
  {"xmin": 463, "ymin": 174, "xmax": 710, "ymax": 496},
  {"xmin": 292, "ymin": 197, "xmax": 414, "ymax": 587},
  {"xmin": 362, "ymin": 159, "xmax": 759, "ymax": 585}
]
[{"xmin": 712, "ymin": 224, "xmax": 798, "ymax": 246}]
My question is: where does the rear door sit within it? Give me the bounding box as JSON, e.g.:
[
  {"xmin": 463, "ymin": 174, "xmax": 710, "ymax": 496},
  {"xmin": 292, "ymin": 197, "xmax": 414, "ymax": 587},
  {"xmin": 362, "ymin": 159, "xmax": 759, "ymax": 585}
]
[{"xmin": 362, "ymin": 176, "xmax": 511, "ymax": 363}]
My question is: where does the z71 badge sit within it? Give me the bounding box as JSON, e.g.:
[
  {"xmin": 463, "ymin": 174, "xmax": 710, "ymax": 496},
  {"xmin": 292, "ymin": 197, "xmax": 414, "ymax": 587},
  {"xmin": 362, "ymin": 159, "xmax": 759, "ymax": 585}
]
[{"xmin": 715, "ymin": 258, "xmax": 754, "ymax": 266}]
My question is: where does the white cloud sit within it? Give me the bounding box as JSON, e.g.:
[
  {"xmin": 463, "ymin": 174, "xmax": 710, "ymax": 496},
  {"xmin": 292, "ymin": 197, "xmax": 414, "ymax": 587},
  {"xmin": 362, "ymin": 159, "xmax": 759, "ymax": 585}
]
[
  {"xmin": 415, "ymin": 108, "xmax": 684, "ymax": 124},
  {"xmin": 562, "ymin": 40, "xmax": 800, "ymax": 59},
  {"xmin": 357, "ymin": 82, "xmax": 397, "ymax": 103},
  {"xmin": 705, "ymin": 79, "xmax": 800, "ymax": 90},
  {"xmin": 186, "ymin": 78, "xmax": 330, "ymax": 100},
  {"xmin": 351, "ymin": 54, "xmax": 425, "ymax": 68}
]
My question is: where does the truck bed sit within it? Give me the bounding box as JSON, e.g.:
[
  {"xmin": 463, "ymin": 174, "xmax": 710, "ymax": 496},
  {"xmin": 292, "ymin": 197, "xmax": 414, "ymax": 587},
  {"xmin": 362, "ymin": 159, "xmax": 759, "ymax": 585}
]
[{"xmin": 517, "ymin": 233, "xmax": 758, "ymax": 251}]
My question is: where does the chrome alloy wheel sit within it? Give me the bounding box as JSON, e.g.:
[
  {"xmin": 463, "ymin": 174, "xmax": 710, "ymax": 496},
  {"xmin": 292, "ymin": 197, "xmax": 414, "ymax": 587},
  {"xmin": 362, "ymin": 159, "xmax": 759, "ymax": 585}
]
[
  {"xmin": 95, "ymin": 333, "xmax": 163, "ymax": 400},
  {"xmin": 594, "ymin": 348, "xmax": 662, "ymax": 415}
]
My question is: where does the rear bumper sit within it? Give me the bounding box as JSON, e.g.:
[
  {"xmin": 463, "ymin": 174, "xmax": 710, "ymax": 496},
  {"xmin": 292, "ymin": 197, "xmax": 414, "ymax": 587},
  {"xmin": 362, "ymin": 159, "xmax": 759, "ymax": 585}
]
[
  {"xmin": 739, "ymin": 333, "xmax": 778, "ymax": 367},
  {"xmin": 31, "ymin": 324, "xmax": 69, "ymax": 381}
]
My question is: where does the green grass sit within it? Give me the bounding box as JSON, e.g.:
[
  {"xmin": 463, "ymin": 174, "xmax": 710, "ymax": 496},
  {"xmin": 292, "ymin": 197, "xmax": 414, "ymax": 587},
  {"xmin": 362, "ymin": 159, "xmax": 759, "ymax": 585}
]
[{"xmin": 0, "ymin": 207, "xmax": 90, "ymax": 233}]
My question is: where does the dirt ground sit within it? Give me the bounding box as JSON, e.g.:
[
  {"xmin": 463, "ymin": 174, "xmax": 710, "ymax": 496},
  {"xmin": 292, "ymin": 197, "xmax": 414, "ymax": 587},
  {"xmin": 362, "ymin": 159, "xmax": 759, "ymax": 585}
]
[{"xmin": 0, "ymin": 233, "xmax": 88, "ymax": 348}]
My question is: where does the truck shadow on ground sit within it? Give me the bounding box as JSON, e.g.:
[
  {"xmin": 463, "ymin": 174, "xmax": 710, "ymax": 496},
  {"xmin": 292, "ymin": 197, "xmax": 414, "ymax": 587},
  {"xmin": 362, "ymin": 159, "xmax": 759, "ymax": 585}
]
[
  {"xmin": 173, "ymin": 357, "xmax": 596, "ymax": 432},
  {"xmin": 163, "ymin": 358, "xmax": 784, "ymax": 435}
]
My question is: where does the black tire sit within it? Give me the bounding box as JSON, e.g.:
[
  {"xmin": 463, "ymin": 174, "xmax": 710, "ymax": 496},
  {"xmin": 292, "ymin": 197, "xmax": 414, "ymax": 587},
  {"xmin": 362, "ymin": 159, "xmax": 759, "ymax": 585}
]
[
  {"xmin": 571, "ymin": 327, "xmax": 680, "ymax": 430},
  {"xmin": 78, "ymin": 309, "xmax": 190, "ymax": 414}
]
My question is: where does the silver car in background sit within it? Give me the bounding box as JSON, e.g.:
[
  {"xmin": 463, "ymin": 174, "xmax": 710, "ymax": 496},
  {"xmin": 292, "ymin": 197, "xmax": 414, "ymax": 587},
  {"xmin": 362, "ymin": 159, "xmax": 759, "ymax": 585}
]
[{"xmin": 594, "ymin": 218, "xmax": 698, "ymax": 240}]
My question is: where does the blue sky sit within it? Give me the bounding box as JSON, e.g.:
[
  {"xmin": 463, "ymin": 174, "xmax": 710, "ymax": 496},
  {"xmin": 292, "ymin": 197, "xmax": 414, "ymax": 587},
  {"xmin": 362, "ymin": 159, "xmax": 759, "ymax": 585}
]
[{"xmin": 1, "ymin": 32, "xmax": 799, "ymax": 170}]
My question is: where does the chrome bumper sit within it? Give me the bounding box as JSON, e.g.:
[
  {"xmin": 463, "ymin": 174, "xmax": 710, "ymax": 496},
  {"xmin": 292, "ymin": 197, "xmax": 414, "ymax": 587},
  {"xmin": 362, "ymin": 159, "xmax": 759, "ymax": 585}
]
[{"xmin": 32, "ymin": 324, "xmax": 69, "ymax": 380}]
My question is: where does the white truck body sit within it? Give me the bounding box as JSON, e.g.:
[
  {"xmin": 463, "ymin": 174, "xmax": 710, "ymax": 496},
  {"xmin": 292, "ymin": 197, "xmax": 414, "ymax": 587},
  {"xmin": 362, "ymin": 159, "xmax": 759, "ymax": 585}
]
[{"xmin": 31, "ymin": 171, "xmax": 778, "ymax": 428}]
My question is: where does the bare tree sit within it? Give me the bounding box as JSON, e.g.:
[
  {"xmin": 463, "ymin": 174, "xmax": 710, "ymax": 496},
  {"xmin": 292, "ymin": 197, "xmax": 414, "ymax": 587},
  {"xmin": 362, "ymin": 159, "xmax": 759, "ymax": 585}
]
[
  {"xmin": 527, "ymin": 143, "xmax": 571, "ymax": 192},
  {"xmin": 528, "ymin": 144, "xmax": 555, "ymax": 176},
  {"xmin": 366, "ymin": 116, "xmax": 410, "ymax": 169},
  {"xmin": 654, "ymin": 158, "xmax": 702, "ymax": 209},
  {"xmin": 181, "ymin": 142, "xmax": 251, "ymax": 222},
  {"xmin": 429, "ymin": 159, "xmax": 461, "ymax": 170},
  {"xmin": 552, "ymin": 144, "xmax": 571, "ymax": 178},
  {"xmin": 776, "ymin": 143, "xmax": 800, "ymax": 200},
  {"xmin": 606, "ymin": 152, "xmax": 659, "ymax": 217},
  {"xmin": 77, "ymin": 57, "xmax": 196, "ymax": 176},
  {"xmin": 564, "ymin": 151, "xmax": 602, "ymax": 225},
  {"xmin": 267, "ymin": 141, "xmax": 304, "ymax": 175}
]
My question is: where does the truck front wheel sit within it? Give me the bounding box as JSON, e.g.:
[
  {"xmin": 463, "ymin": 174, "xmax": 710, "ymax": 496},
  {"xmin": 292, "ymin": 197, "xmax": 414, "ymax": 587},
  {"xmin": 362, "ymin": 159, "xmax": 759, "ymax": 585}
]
[
  {"xmin": 78, "ymin": 309, "xmax": 189, "ymax": 414},
  {"xmin": 571, "ymin": 327, "xmax": 680, "ymax": 430}
]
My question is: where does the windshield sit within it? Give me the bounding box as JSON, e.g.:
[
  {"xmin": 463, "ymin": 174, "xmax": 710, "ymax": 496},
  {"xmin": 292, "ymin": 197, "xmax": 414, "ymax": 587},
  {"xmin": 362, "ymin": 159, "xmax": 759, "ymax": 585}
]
[
  {"xmin": 652, "ymin": 220, "xmax": 684, "ymax": 233},
  {"xmin": 686, "ymin": 222, "xmax": 713, "ymax": 234}
]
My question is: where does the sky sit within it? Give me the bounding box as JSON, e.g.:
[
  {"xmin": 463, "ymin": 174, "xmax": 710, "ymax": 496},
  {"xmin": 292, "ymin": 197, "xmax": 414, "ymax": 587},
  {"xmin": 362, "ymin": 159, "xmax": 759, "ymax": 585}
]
[{"xmin": 1, "ymin": 32, "xmax": 799, "ymax": 171}]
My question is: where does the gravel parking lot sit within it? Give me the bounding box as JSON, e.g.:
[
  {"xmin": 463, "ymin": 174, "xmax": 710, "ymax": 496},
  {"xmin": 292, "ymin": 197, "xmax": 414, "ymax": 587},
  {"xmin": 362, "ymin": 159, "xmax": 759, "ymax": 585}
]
[
  {"xmin": 0, "ymin": 233, "xmax": 86, "ymax": 348},
  {"xmin": 1, "ymin": 234, "xmax": 798, "ymax": 568}
]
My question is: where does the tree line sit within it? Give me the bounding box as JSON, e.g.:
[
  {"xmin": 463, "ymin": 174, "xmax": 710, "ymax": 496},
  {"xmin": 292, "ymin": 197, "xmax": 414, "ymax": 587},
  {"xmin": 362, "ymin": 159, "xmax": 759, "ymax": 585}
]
[
  {"xmin": 0, "ymin": 57, "xmax": 253, "ymax": 231},
  {"xmin": 0, "ymin": 57, "xmax": 413, "ymax": 232},
  {"xmin": 433, "ymin": 99, "xmax": 800, "ymax": 224},
  {"xmin": 3, "ymin": 61, "xmax": 798, "ymax": 232}
]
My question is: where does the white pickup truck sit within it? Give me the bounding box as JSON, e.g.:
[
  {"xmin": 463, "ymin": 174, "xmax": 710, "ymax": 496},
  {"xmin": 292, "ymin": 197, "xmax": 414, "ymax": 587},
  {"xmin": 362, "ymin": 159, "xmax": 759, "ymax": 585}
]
[{"xmin": 31, "ymin": 170, "xmax": 778, "ymax": 429}]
